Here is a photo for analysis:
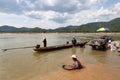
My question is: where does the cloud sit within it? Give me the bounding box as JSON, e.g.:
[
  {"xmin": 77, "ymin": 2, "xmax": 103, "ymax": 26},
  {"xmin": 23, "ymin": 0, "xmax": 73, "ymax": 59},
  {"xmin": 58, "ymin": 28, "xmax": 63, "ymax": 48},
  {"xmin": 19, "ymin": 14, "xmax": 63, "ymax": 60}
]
[
  {"xmin": 0, "ymin": 0, "xmax": 96, "ymax": 14},
  {"xmin": 33, "ymin": 0, "xmax": 85, "ymax": 13},
  {"xmin": 24, "ymin": 10, "xmax": 72, "ymax": 23},
  {"xmin": 94, "ymin": 2, "xmax": 120, "ymax": 20},
  {"xmin": 88, "ymin": 0, "xmax": 107, "ymax": 5},
  {"xmin": 0, "ymin": 0, "xmax": 120, "ymax": 28},
  {"xmin": 113, "ymin": 2, "xmax": 120, "ymax": 13},
  {"xmin": 0, "ymin": 0, "xmax": 90, "ymax": 23},
  {"xmin": 50, "ymin": 12, "xmax": 72, "ymax": 23},
  {"xmin": 0, "ymin": 0, "xmax": 22, "ymax": 14},
  {"xmin": 65, "ymin": 2, "xmax": 120, "ymax": 25}
]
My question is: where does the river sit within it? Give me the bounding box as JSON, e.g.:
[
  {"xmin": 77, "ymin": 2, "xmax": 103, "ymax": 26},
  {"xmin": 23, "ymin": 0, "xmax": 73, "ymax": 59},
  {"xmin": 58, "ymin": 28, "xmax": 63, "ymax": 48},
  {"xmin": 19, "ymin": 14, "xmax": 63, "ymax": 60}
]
[{"xmin": 0, "ymin": 33, "xmax": 120, "ymax": 80}]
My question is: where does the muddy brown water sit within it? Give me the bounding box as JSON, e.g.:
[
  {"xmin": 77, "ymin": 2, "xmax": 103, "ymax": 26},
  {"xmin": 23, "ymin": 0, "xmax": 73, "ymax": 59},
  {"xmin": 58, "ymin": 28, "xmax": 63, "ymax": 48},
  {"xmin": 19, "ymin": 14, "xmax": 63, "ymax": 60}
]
[{"xmin": 0, "ymin": 33, "xmax": 120, "ymax": 80}]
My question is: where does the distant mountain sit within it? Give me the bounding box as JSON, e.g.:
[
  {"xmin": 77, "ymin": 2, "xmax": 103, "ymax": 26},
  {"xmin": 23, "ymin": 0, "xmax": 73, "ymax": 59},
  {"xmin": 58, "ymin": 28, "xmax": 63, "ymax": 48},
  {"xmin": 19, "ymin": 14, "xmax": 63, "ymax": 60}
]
[
  {"xmin": 55, "ymin": 18, "xmax": 120, "ymax": 32},
  {"xmin": 29, "ymin": 27, "xmax": 46, "ymax": 32},
  {"xmin": 0, "ymin": 25, "xmax": 46, "ymax": 32},
  {"xmin": 0, "ymin": 17, "xmax": 120, "ymax": 32},
  {"xmin": 0, "ymin": 25, "xmax": 19, "ymax": 32},
  {"xmin": 53, "ymin": 25, "xmax": 76, "ymax": 32}
]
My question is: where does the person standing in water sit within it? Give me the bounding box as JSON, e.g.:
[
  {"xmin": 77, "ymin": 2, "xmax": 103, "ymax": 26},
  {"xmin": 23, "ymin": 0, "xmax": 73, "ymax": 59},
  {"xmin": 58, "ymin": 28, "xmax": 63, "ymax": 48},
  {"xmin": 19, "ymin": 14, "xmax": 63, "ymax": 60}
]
[
  {"xmin": 43, "ymin": 38, "xmax": 47, "ymax": 47},
  {"xmin": 72, "ymin": 37, "xmax": 77, "ymax": 46}
]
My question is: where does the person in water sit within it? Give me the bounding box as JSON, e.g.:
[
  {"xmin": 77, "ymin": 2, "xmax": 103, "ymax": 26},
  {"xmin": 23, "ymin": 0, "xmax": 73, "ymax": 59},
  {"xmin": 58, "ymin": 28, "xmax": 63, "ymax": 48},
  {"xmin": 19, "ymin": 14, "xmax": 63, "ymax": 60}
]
[
  {"xmin": 43, "ymin": 38, "xmax": 47, "ymax": 47},
  {"xmin": 72, "ymin": 37, "xmax": 77, "ymax": 46},
  {"xmin": 63, "ymin": 55, "xmax": 83, "ymax": 70},
  {"xmin": 71, "ymin": 55, "xmax": 83, "ymax": 69}
]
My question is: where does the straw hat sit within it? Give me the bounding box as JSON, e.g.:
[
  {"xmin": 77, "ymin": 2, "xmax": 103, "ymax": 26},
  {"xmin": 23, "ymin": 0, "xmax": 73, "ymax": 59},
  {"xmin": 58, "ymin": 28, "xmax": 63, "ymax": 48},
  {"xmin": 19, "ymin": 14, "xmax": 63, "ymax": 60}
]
[
  {"xmin": 71, "ymin": 55, "xmax": 77, "ymax": 58},
  {"xmin": 108, "ymin": 40, "xmax": 111, "ymax": 43}
]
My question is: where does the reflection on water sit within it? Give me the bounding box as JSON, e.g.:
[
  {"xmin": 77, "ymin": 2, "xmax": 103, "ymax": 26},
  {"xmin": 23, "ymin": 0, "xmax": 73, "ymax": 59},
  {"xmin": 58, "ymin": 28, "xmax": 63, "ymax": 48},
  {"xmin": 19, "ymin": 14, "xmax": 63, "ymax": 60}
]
[
  {"xmin": 0, "ymin": 33, "xmax": 120, "ymax": 80},
  {"xmin": 71, "ymin": 47, "xmax": 77, "ymax": 55},
  {"xmin": 0, "ymin": 37, "xmax": 15, "ymax": 39},
  {"xmin": 33, "ymin": 52, "xmax": 42, "ymax": 61},
  {"xmin": 88, "ymin": 50, "xmax": 108, "ymax": 63}
]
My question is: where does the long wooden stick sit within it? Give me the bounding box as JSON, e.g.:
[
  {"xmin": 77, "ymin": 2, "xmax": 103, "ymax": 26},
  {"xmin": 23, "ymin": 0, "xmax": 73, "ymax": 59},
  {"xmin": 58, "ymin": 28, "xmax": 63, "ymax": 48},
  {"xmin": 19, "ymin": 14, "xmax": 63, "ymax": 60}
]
[{"xmin": 1, "ymin": 46, "xmax": 35, "ymax": 52}]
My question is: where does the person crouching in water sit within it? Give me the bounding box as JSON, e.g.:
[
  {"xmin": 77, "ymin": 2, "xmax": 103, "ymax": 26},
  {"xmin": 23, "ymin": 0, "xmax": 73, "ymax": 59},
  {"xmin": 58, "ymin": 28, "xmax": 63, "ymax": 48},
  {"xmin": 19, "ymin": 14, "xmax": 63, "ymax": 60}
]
[
  {"xmin": 71, "ymin": 55, "xmax": 83, "ymax": 69},
  {"xmin": 63, "ymin": 55, "xmax": 83, "ymax": 70}
]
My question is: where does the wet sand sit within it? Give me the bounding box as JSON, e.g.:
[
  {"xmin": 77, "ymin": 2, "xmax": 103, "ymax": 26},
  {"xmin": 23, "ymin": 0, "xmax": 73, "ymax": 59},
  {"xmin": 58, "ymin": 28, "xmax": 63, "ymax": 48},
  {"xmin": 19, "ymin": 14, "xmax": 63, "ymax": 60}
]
[{"xmin": 29, "ymin": 63, "xmax": 120, "ymax": 80}]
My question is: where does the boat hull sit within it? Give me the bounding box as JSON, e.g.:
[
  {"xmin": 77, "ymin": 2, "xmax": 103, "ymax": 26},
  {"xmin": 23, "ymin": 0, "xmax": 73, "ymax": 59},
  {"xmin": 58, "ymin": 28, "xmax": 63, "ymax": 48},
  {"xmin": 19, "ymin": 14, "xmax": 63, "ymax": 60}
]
[{"xmin": 33, "ymin": 43, "xmax": 83, "ymax": 52}]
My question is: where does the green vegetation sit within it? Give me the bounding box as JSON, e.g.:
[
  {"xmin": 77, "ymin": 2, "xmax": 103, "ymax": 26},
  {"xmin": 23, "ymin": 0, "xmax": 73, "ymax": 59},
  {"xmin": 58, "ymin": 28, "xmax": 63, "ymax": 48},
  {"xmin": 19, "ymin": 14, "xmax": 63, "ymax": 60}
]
[
  {"xmin": 54, "ymin": 18, "xmax": 120, "ymax": 32},
  {"xmin": 0, "ymin": 17, "xmax": 120, "ymax": 33}
]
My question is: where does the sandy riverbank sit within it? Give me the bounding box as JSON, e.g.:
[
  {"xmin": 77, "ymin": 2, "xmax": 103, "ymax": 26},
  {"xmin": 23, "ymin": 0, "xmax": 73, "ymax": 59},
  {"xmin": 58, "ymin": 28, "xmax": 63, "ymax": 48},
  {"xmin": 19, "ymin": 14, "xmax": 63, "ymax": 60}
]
[{"xmin": 28, "ymin": 63, "xmax": 120, "ymax": 80}]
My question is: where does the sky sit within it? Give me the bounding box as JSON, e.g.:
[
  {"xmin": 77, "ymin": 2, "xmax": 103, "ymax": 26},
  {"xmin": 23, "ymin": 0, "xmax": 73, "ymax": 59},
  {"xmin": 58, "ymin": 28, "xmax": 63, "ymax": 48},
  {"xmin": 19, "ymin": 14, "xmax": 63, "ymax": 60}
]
[{"xmin": 0, "ymin": 0, "xmax": 120, "ymax": 29}]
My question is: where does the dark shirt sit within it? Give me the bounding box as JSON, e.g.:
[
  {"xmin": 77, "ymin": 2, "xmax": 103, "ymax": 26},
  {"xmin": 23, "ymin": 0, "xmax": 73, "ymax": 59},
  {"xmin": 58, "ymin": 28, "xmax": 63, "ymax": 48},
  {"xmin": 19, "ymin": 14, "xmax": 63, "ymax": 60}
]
[
  {"xmin": 43, "ymin": 38, "xmax": 47, "ymax": 47},
  {"xmin": 72, "ymin": 38, "xmax": 77, "ymax": 45}
]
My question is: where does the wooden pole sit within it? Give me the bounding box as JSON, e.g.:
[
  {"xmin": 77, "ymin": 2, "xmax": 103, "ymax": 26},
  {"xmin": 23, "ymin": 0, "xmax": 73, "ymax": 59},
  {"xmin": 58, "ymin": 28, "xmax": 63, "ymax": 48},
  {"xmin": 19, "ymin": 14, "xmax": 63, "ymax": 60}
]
[{"xmin": 1, "ymin": 46, "xmax": 35, "ymax": 52}]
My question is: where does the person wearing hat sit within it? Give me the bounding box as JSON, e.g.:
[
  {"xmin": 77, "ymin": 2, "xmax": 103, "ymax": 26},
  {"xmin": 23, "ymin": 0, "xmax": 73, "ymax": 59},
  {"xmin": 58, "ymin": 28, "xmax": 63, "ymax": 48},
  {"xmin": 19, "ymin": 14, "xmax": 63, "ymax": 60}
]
[
  {"xmin": 71, "ymin": 55, "xmax": 83, "ymax": 69},
  {"xmin": 62, "ymin": 55, "xmax": 83, "ymax": 70}
]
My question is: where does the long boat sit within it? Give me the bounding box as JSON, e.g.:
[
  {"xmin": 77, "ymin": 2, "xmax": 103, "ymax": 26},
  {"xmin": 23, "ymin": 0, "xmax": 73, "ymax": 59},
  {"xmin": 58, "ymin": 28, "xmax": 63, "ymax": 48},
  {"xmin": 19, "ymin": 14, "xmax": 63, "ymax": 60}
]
[{"xmin": 33, "ymin": 42, "xmax": 86, "ymax": 52}]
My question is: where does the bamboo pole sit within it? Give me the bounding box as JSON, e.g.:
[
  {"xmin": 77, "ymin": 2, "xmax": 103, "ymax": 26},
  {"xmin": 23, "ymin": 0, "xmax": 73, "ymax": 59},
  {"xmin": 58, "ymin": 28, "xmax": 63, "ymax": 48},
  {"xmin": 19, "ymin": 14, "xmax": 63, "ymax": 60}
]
[{"xmin": 1, "ymin": 46, "xmax": 35, "ymax": 52}]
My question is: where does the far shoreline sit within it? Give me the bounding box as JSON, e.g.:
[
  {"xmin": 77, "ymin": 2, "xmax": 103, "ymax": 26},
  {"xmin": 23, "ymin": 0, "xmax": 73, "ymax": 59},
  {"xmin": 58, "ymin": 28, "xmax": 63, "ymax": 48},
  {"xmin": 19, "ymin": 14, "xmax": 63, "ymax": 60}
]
[{"xmin": 0, "ymin": 32, "xmax": 120, "ymax": 34}]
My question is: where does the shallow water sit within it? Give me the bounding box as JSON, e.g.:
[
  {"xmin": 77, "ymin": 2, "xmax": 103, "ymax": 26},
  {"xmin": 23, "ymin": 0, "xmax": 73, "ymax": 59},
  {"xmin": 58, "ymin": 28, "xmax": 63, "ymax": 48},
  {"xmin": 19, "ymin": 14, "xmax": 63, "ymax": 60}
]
[{"xmin": 0, "ymin": 33, "xmax": 120, "ymax": 80}]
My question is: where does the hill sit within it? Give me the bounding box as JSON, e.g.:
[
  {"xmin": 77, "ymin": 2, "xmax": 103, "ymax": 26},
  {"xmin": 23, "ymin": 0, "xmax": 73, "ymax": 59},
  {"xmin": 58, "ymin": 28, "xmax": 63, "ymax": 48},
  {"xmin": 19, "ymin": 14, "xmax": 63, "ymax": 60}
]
[
  {"xmin": 0, "ymin": 17, "xmax": 120, "ymax": 32},
  {"xmin": 54, "ymin": 18, "xmax": 120, "ymax": 32},
  {"xmin": 0, "ymin": 25, "xmax": 46, "ymax": 32}
]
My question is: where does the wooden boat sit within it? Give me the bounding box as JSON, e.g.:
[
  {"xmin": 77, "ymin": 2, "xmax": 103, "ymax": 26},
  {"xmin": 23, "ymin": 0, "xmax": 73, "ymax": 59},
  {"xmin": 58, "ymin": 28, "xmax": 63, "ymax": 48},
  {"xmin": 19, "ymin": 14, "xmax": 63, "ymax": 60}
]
[{"xmin": 33, "ymin": 42, "xmax": 85, "ymax": 52}]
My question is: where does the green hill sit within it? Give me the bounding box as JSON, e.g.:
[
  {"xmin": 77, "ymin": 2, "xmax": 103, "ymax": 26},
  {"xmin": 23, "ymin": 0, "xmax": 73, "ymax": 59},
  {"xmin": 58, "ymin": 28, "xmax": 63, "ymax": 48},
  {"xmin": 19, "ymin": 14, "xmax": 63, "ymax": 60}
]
[
  {"xmin": 54, "ymin": 18, "xmax": 120, "ymax": 32},
  {"xmin": 0, "ymin": 25, "xmax": 46, "ymax": 33},
  {"xmin": 0, "ymin": 17, "xmax": 120, "ymax": 32}
]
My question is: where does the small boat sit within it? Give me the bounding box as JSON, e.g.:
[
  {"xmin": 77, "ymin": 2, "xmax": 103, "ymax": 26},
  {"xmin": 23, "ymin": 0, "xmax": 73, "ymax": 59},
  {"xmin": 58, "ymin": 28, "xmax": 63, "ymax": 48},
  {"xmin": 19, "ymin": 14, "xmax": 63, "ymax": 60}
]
[{"xmin": 33, "ymin": 42, "xmax": 86, "ymax": 52}]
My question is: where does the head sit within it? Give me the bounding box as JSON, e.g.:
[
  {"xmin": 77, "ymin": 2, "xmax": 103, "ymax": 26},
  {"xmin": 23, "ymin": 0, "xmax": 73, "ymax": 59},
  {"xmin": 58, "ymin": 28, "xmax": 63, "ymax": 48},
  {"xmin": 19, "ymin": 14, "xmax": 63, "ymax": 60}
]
[
  {"xmin": 108, "ymin": 40, "xmax": 111, "ymax": 43},
  {"xmin": 73, "ymin": 36, "xmax": 75, "ymax": 39},
  {"xmin": 71, "ymin": 55, "xmax": 77, "ymax": 61}
]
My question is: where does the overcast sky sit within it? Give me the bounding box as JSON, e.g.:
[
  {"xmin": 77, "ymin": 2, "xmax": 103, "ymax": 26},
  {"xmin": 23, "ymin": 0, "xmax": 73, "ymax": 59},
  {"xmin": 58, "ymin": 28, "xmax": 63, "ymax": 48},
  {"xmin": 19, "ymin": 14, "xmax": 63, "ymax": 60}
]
[{"xmin": 0, "ymin": 0, "xmax": 120, "ymax": 29}]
